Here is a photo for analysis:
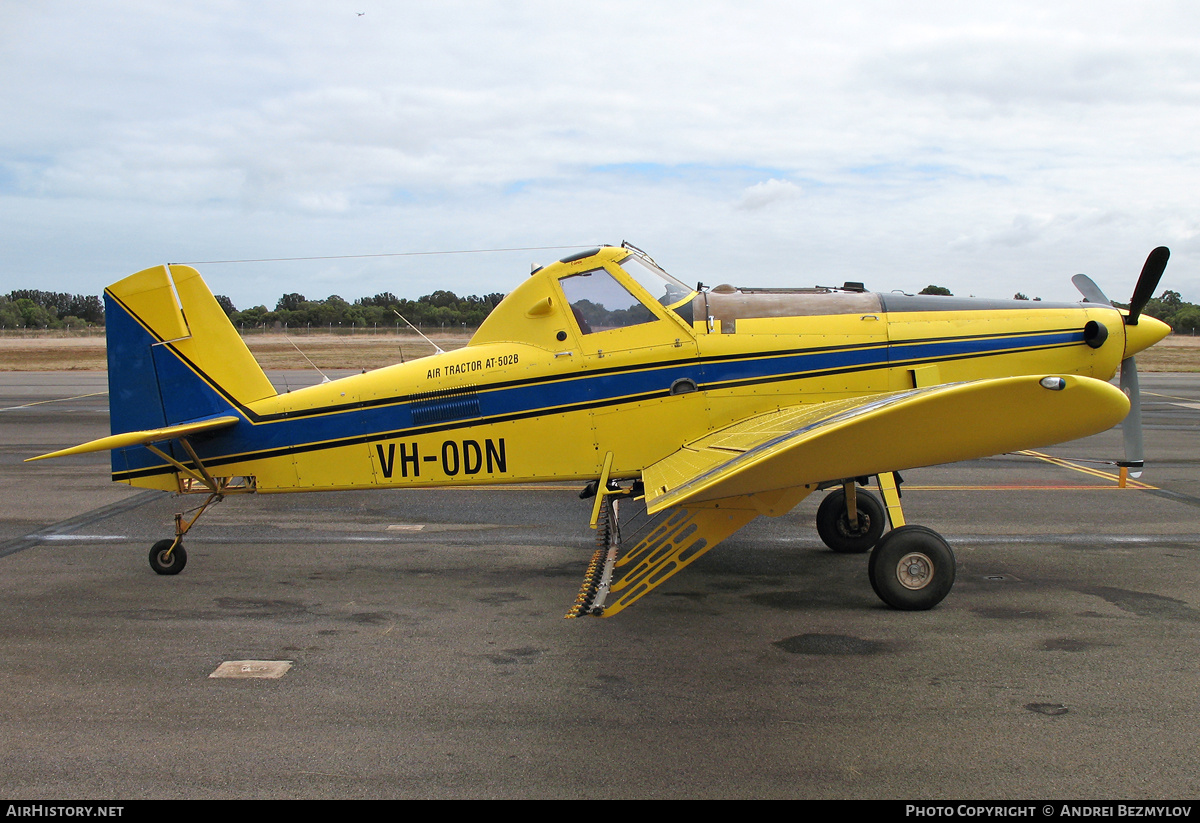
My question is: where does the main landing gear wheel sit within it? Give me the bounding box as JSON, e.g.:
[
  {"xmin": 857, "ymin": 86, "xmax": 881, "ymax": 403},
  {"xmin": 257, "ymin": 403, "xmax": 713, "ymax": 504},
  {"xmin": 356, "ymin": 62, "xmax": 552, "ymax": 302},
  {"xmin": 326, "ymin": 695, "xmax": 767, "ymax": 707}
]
[
  {"xmin": 149, "ymin": 539, "xmax": 187, "ymax": 575},
  {"xmin": 868, "ymin": 525, "xmax": 955, "ymax": 610},
  {"xmin": 816, "ymin": 488, "xmax": 885, "ymax": 553}
]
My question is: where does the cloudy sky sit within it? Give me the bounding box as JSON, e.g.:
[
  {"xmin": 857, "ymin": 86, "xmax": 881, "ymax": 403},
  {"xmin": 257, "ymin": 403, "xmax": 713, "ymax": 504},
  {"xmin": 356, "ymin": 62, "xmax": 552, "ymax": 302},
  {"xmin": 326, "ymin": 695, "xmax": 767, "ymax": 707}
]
[{"xmin": 2, "ymin": 1, "xmax": 1198, "ymax": 309}]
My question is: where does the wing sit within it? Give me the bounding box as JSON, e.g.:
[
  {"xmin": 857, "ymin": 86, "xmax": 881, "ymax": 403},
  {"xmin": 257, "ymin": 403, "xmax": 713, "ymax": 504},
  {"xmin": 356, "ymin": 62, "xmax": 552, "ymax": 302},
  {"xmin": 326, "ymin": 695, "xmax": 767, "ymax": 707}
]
[
  {"xmin": 643, "ymin": 374, "xmax": 1129, "ymax": 513},
  {"xmin": 25, "ymin": 414, "xmax": 240, "ymax": 461}
]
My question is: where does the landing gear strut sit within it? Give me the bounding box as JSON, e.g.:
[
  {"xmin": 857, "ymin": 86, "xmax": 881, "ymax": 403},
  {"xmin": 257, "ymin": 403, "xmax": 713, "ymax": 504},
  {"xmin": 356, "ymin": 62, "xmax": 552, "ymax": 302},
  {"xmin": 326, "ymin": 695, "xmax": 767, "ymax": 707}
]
[
  {"xmin": 147, "ymin": 490, "xmax": 222, "ymax": 576},
  {"xmin": 816, "ymin": 482, "xmax": 885, "ymax": 553}
]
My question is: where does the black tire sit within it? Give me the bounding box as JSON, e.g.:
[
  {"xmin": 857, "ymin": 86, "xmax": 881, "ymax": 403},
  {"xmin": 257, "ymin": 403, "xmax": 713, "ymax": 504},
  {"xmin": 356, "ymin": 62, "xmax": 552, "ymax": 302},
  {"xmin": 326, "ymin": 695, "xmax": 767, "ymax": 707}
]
[
  {"xmin": 816, "ymin": 488, "xmax": 886, "ymax": 553},
  {"xmin": 149, "ymin": 539, "xmax": 187, "ymax": 575},
  {"xmin": 868, "ymin": 525, "xmax": 955, "ymax": 610}
]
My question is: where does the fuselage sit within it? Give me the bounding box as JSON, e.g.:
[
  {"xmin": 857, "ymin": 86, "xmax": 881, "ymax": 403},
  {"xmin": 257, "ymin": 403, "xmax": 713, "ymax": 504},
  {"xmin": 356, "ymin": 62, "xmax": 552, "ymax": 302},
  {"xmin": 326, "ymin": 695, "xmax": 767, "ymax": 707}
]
[{"xmin": 114, "ymin": 246, "xmax": 1167, "ymax": 493}]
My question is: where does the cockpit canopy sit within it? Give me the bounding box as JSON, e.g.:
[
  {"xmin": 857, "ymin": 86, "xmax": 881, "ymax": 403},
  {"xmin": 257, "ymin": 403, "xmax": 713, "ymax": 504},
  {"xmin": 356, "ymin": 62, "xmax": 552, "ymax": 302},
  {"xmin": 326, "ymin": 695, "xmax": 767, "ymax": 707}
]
[{"xmin": 470, "ymin": 244, "xmax": 698, "ymax": 350}]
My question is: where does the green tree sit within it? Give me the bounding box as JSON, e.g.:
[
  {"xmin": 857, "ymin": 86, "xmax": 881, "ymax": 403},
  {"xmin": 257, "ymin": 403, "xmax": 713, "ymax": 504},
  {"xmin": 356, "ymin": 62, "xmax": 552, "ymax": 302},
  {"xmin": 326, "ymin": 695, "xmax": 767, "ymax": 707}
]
[
  {"xmin": 919, "ymin": 285, "xmax": 952, "ymax": 296},
  {"xmin": 214, "ymin": 295, "xmax": 237, "ymax": 319},
  {"xmin": 6, "ymin": 290, "xmax": 104, "ymax": 326},
  {"xmin": 232, "ymin": 305, "xmax": 270, "ymax": 327},
  {"xmin": 1172, "ymin": 306, "xmax": 1200, "ymax": 334},
  {"xmin": 276, "ymin": 293, "xmax": 307, "ymax": 312},
  {"xmin": 0, "ymin": 299, "xmax": 23, "ymax": 328},
  {"xmin": 1144, "ymin": 290, "xmax": 1183, "ymax": 322},
  {"xmin": 357, "ymin": 292, "xmax": 399, "ymax": 308},
  {"xmin": 13, "ymin": 298, "xmax": 53, "ymax": 328}
]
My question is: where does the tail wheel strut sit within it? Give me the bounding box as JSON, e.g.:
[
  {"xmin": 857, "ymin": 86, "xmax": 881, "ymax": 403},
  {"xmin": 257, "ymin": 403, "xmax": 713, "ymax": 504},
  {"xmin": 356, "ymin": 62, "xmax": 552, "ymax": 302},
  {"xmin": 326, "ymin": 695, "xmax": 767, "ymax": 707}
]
[{"xmin": 147, "ymin": 490, "xmax": 223, "ymax": 576}]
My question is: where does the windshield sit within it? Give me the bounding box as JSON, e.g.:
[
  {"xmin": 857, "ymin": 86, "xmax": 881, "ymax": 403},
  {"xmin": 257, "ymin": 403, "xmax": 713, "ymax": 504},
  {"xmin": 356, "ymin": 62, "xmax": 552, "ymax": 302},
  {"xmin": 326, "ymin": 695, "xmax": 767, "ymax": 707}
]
[{"xmin": 617, "ymin": 254, "xmax": 695, "ymax": 308}]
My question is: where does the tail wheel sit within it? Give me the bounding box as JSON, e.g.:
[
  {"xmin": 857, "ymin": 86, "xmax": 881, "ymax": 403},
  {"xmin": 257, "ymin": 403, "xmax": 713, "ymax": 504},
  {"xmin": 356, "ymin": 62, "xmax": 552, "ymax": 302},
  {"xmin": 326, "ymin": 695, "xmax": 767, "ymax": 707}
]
[
  {"xmin": 868, "ymin": 525, "xmax": 955, "ymax": 610},
  {"xmin": 816, "ymin": 488, "xmax": 885, "ymax": 553},
  {"xmin": 149, "ymin": 540, "xmax": 187, "ymax": 575}
]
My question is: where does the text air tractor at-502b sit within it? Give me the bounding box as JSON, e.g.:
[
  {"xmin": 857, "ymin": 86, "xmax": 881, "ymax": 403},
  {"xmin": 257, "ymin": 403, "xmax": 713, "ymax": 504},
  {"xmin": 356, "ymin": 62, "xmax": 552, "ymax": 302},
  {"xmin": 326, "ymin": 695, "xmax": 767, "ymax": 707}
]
[{"xmin": 29, "ymin": 243, "xmax": 1172, "ymax": 616}]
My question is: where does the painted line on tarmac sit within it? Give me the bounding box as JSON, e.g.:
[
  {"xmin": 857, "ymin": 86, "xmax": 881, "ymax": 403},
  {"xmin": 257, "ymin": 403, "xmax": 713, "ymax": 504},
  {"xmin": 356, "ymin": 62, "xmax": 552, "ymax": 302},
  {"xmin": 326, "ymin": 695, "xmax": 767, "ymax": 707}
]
[
  {"xmin": 31, "ymin": 532, "xmax": 1200, "ymax": 549},
  {"xmin": 908, "ymin": 485, "xmax": 1159, "ymax": 491},
  {"xmin": 1007, "ymin": 451, "xmax": 1200, "ymax": 507},
  {"xmin": 1145, "ymin": 390, "xmax": 1200, "ymax": 402},
  {"xmin": 1015, "ymin": 449, "xmax": 1157, "ymax": 488},
  {"xmin": 8, "ymin": 479, "xmax": 1199, "ymax": 558},
  {"xmin": 0, "ymin": 390, "xmax": 108, "ymax": 413},
  {"xmin": 911, "ymin": 483, "xmax": 1200, "ymax": 509},
  {"xmin": 0, "ymin": 489, "xmax": 166, "ymax": 559},
  {"xmin": 945, "ymin": 533, "xmax": 1200, "ymax": 546},
  {"xmin": 37, "ymin": 534, "xmax": 128, "ymax": 541},
  {"xmin": 1142, "ymin": 487, "xmax": 1200, "ymax": 510}
]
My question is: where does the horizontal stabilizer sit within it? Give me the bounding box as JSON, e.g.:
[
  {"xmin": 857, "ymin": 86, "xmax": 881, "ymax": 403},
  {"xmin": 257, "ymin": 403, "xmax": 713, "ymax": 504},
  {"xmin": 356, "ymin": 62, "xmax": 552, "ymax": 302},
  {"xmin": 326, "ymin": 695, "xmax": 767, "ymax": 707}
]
[
  {"xmin": 643, "ymin": 375, "xmax": 1130, "ymax": 513},
  {"xmin": 26, "ymin": 415, "xmax": 240, "ymax": 462}
]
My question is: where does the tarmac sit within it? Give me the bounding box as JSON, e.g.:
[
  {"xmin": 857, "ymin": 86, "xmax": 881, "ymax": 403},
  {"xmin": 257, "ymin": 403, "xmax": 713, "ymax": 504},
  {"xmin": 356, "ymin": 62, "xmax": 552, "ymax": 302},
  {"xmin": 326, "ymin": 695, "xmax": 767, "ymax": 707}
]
[{"xmin": 1, "ymin": 370, "xmax": 1198, "ymax": 799}]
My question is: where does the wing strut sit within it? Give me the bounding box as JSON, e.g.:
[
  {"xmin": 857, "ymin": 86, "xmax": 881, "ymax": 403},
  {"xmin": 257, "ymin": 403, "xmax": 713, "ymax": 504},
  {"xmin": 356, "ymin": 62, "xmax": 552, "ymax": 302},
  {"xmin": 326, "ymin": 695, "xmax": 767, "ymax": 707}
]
[{"xmin": 877, "ymin": 472, "xmax": 906, "ymax": 528}]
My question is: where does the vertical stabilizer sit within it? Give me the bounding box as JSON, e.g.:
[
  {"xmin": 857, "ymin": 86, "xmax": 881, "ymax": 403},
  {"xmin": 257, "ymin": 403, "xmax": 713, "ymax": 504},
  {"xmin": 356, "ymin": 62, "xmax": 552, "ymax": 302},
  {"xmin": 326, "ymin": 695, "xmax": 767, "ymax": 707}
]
[{"xmin": 105, "ymin": 264, "xmax": 276, "ymax": 438}]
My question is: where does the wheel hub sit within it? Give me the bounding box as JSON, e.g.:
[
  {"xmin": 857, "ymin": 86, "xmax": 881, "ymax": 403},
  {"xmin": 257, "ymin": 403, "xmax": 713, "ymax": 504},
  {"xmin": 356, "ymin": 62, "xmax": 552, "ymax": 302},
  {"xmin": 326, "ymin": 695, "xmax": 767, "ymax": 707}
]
[
  {"xmin": 896, "ymin": 551, "xmax": 933, "ymax": 590},
  {"xmin": 838, "ymin": 512, "xmax": 871, "ymax": 537}
]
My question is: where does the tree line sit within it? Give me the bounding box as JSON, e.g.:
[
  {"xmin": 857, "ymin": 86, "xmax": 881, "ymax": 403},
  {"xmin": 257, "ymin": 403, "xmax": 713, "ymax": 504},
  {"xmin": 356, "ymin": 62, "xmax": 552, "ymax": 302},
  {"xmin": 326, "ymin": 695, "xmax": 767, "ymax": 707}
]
[
  {"xmin": 226, "ymin": 290, "xmax": 507, "ymax": 331},
  {"xmin": 0, "ymin": 288, "xmax": 506, "ymax": 331},
  {"xmin": 0, "ymin": 290, "xmax": 105, "ymax": 329},
  {"xmin": 5, "ymin": 285, "xmax": 1200, "ymax": 334},
  {"xmin": 1138, "ymin": 290, "xmax": 1200, "ymax": 334}
]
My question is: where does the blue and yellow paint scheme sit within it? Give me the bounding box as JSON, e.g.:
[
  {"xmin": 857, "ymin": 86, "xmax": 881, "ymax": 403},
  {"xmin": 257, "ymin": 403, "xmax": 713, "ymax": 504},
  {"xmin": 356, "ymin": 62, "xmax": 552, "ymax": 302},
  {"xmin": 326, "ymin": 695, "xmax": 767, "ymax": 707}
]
[{"xmin": 29, "ymin": 244, "xmax": 1171, "ymax": 615}]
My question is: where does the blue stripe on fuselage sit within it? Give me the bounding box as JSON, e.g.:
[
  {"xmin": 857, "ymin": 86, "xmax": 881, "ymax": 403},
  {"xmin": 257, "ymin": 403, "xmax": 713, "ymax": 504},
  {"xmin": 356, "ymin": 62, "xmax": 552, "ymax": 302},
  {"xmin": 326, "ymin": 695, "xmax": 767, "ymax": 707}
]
[{"xmin": 889, "ymin": 329, "xmax": 1082, "ymax": 363}]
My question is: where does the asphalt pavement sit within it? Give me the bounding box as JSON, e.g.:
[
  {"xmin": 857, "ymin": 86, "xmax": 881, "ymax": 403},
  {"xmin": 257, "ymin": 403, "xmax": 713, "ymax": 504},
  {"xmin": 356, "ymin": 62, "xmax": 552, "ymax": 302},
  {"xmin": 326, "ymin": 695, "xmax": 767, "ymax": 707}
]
[{"xmin": 1, "ymin": 371, "xmax": 1198, "ymax": 799}]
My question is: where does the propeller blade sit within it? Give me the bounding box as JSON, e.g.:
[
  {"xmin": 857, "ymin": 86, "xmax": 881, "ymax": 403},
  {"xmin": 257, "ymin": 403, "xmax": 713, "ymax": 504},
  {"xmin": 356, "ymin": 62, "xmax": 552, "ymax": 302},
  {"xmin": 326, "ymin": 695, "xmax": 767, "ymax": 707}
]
[
  {"xmin": 1126, "ymin": 246, "xmax": 1170, "ymax": 325},
  {"xmin": 1119, "ymin": 356, "xmax": 1144, "ymax": 477},
  {"xmin": 1071, "ymin": 274, "xmax": 1112, "ymax": 305}
]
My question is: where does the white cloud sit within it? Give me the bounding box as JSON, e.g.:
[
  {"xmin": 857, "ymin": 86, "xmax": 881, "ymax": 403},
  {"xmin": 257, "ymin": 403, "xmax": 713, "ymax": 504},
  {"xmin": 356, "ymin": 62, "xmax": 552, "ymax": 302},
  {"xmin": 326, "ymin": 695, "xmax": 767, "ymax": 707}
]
[{"xmin": 736, "ymin": 179, "xmax": 802, "ymax": 211}]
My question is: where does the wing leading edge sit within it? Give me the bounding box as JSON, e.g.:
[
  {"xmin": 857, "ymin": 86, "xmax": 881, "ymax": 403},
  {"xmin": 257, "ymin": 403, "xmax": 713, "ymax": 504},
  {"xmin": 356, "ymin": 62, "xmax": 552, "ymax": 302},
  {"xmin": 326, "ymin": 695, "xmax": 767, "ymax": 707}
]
[{"xmin": 643, "ymin": 374, "xmax": 1130, "ymax": 513}]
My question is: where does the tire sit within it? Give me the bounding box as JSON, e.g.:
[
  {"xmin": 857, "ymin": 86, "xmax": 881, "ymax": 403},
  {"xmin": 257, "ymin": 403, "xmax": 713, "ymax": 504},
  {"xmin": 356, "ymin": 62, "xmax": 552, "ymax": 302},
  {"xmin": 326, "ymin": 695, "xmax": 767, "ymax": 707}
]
[
  {"xmin": 867, "ymin": 525, "xmax": 955, "ymax": 610},
  {"xmin": 149, "ymin": 539, "xmax": 187, "ymax": 575},
  {"xmin": 816, "ymin": 488, "xmax": 886, "ymax": 553}
]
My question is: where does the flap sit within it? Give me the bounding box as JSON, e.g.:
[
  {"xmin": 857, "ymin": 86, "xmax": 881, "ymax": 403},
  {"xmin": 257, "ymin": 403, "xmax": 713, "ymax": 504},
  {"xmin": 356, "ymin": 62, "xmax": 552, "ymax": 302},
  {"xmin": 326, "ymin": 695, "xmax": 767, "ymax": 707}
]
[{"xmin": 643, "ymin": 375, "xmax": 1129, "ymax": 513}]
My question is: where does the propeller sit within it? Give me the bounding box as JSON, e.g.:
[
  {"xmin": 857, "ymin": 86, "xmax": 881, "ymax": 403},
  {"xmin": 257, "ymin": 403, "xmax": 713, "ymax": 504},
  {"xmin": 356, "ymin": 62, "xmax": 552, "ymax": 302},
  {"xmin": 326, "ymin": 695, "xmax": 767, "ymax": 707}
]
[
  {"xmin": 1072, "ymin": 247, "xmax": 1171, "ymax": 478},
  {"xmin": 1126, "ymin": 246, "xmax": 1170, "ymax": 326}
]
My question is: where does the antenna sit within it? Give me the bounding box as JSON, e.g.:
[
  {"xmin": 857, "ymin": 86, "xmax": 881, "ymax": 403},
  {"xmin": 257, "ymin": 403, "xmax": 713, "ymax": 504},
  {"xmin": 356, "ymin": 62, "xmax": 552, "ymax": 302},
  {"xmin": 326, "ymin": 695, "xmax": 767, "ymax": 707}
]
[
  {"xmin": 620, "ymin": 240, "xmax": 661, "ymax": 268},
  {"xmin": 393, "ymin": 310, "xmax": 445, "ymax": 354},
  {"xmin": 283, "ymin": 334, "xmax": 331, "ymax": 383}
]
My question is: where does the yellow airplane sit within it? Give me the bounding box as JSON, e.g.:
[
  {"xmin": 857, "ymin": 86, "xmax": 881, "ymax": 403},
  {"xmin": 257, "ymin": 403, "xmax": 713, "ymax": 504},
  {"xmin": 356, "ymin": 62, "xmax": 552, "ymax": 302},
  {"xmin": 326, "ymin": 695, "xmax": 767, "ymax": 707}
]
[{"xmin": 29, "ymin": 242, "xmax": 1172, "ymax": 616}]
